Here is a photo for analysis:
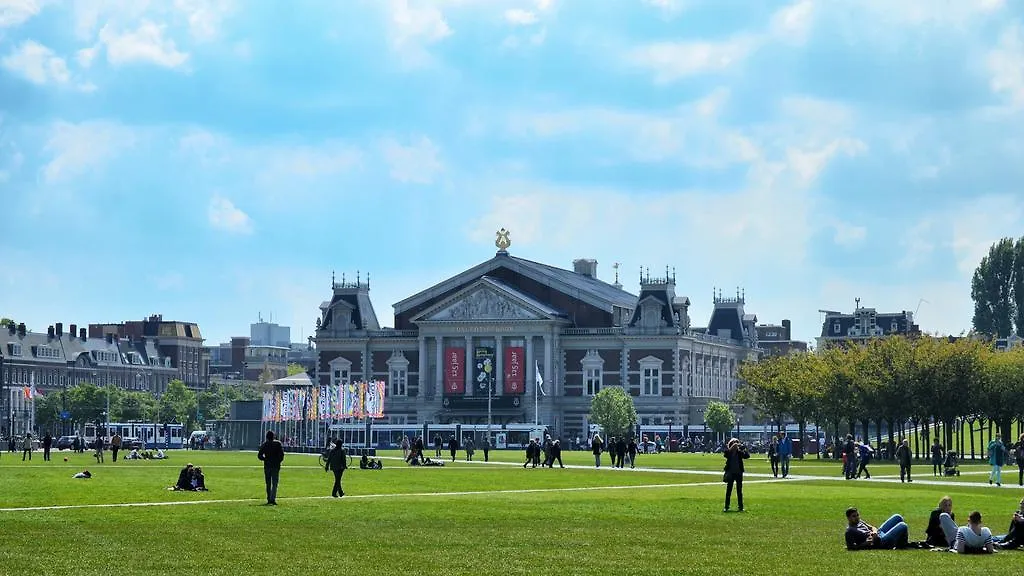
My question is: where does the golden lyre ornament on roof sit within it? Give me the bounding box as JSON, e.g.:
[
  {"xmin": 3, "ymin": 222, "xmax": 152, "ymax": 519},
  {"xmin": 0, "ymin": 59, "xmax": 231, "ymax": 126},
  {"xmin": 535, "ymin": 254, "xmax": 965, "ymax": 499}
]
[{"xmin": 495, "ymin": 228, "xmax": 511, "ymax": 251}]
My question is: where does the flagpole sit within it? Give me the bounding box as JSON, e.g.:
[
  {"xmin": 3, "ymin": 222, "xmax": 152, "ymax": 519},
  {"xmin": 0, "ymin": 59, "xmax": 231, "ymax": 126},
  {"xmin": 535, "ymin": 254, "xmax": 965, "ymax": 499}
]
[{"xmin": 534, "ymin": 361, "xmax": 539, "ymax": 426}]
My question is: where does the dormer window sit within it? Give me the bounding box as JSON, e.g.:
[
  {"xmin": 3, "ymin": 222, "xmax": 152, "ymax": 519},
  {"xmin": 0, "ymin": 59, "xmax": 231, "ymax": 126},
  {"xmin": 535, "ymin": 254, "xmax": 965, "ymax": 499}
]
[
  {"xmin": 8, "ymin": 342, "xmax": 23, "ymax": 356},
  {"xmin": 94, "ymin": 350, "xmax": 118, "ymax": 363},
  {"xmin": 833, "ymin": 322, "xmax": 841, "ymax": 334},
  {"xmin": 890, "ymin": 321, "xmax": 898, "ymax": 333},
  {"xmin": 36, "ymin": 346, "xmax": 60, "ymax": 359}
]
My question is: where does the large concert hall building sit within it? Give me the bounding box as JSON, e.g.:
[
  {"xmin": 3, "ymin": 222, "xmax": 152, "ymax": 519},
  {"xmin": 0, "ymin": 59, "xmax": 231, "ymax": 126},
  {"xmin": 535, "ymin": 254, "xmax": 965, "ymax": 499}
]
[{"xmin": 314, "ymin": 233, "xmax": 761, "ymax": 440}]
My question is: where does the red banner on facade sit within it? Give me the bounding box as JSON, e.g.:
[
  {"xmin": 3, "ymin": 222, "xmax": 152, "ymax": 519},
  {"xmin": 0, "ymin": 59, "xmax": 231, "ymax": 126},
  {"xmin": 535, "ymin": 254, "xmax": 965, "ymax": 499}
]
[
  {"xmin": 504, "ymin": 346, "xmax": 525, "ymax": 394},
  {"xmin": 444, "ymin": 347, "xmax": 465, "ymax": 394}
]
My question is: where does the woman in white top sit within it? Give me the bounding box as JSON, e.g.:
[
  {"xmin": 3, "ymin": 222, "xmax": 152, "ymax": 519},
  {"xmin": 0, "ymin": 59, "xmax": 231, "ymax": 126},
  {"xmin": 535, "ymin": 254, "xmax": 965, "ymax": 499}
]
[{"xmin": 954, "ymin": 510, "xmax": 994, "ymax": 554}]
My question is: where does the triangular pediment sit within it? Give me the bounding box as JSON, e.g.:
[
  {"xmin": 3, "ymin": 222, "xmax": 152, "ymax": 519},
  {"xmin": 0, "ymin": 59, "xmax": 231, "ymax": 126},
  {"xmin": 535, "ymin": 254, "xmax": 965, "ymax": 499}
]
[{"xmin": 414, "ymin": 280, "xmax": 553, "ymax": 322}]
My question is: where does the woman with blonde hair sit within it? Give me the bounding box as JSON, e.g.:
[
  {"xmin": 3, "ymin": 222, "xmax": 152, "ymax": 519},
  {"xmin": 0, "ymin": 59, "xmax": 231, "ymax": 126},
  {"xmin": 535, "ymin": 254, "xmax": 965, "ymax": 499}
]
[{"xmin": 924, "ymin": 496, "xmax": 957, "ymax": 548}]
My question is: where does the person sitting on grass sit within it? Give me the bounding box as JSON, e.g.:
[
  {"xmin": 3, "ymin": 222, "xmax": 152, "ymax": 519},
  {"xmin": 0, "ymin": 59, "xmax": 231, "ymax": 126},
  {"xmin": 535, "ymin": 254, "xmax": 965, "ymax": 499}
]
[
  {"xmin": 925, "ymin": 496, "xmax": 957, "ymax": 549},
  {"xmin": 845, "ymin": 507, "xmax": 909, "ymax": 550},
  {"xmin": 360, "ymin": 454, "xmax": 369, "ymax": 469},
  {"xmin": 191, "ymin": 466, "xmax": 208, "ymax": 491},
  {"xmin": 155, "ymin": 449, "xmax": 166, "ymax": 459},
  {"xmin": 173, "ymin": 464, "xmax": 194, "ymax": 491},
  {"xmin": 954, "ymin": 511, "xmax": 994, "ymax": 554},
  {"xmin": 995, "ymin": 497, "xmax": 1024, "ymax": 550}
]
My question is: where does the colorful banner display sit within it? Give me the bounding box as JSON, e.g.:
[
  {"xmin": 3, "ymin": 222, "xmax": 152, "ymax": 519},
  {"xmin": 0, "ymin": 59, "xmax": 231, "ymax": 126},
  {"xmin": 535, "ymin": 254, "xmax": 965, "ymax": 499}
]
[
  {"xmin": 474, "ymin": 346, "xmax": 495, "ymax": 394},
  {"xmin": 444, "ymin": 347, "xmax": 466, "ymax": 395},
  {"xmin": 503, "ymin": 346, "xmax": 524, "ymax": 394},
  {"xmin": 261, "ymin": 381, "xmax": 386, "ymax": 422}
]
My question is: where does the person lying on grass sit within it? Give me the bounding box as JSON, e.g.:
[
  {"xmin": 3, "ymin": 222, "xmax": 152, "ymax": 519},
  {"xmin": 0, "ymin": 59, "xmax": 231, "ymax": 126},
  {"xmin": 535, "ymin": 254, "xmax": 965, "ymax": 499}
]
[
  {"xmin": 72, "ymin": 470, "xmax": 91, "ymax": 479},
  {"xmin": 845, "ymin": 507, "xmax": 909, "ymax": 550},
  {"xmin": 953, "ymin": 511, "xmax": 994, "ymax": 554}
]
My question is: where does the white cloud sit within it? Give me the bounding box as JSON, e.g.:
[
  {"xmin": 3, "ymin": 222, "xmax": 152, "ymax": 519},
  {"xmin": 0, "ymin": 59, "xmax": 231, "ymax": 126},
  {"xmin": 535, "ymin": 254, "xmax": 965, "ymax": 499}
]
[
  {"xmin": 504, "ymin": 8, "xmax": 538, "ymax": 25},
  {"xmin": 386, "ymin": 0, "xmax": 452, "ymax": 64},
  {"xmin": 770, "ymin": 0, "xmax": 815, "ymax": 44},
  {"xmin": 41, "ymin": 121, "xmax": 136, "ymax": 184},
  {"xmin": 380, "ymin": 135, "xmax": 444, "ymax": 184},
  {"xmin": 208, "ymin": 195, "xmax": 253, "ymax": 234},
  {"xmin": 899, "ymin": 194, "xmax": 1024, "ymax": 276},
  {"xmin": 1, "ymin": 40, "xmax": 69, "ymax": 85},
  {"xmin": 99, "ymin": 21, "xmax": 189, "ymax": 68},
  {"xmin": 626, "ymin": 36, "xmax": 756, "ymax": 83},
  {"xmin": 0, "ymin": 0, "xmax": 43, "ymax": 28},
  {"xmin": 640, "ymin": 0, "xmax": 687, "ymax": 15},
  {"xmin": 987, "ymin": 23, "xmax": 1024, "ymax": 108},
  {"xmin": 173, "ymin": 0, "xmax": 234, "ymax": 42},
  {"xmin": 832, "ymin": 222, "xmax": 867, "ymax": 247},
  {"xmin": 75, "ymin": 45, "xmax": 98, "ymax": 68}
]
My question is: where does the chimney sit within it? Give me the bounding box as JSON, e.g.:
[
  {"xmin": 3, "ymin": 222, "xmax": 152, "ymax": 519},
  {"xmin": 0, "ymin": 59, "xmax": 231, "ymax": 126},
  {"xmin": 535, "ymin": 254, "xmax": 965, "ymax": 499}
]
[
  {"xmin": 572, "ymin": 259, "xmax": 598, "ymax": 278},
  {"xmin": 7, "ymin": 323, "xmax": 14, "ymax": 336},
  {"xmin": 69, "ymin": 324, "xmax": 77, "ymax": 338},
  {"xmin": 56, "ymin": 322, "xmax": 63, "ymax": 337},
  {"xmin": 782, "ymin": 319, "xmax": 791, "ymax": 339},
  {"xmin": 17, "ymin": 323, "xmax": 26, "ymax": 336},
  {"xmin": 79, "ymin": 327, "xmax": 87, "ymax": 340},
  {"xmin": 106, "ymin": 333, "xmax": 114, "ymax": 344},
  {"xmin": 47, "ymin": 326, "xmax": 55, "ymax": 339}
]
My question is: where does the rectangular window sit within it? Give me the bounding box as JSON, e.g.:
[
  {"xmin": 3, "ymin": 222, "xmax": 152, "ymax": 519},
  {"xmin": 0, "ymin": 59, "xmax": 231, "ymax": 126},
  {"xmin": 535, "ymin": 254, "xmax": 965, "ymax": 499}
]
[
  {"xmin": 9, "ymin": 343, "xmax": 22, "ymax": 356},
  {"xmin": 332, "ymin": 368, "xmax": 350, "ymax": 387},
  {"xmin": 585, "ymin": 367, "xmax": 602, "ymax": 396},
  {"xmin": 642, "ymin": 367, "xmax": 660, "ymax": 396},
  {"xmin": 390, "ymin": 368, "xmax": 407, "ymax": 396},
  {"xmin": 833, "ymin": 322, "xmax": 840, "ymax": 334}
]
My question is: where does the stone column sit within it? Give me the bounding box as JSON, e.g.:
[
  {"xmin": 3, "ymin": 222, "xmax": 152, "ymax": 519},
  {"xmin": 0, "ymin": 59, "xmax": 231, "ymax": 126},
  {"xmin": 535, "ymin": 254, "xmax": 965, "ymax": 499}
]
[
  {"xmin": 525, "ymin": 335, "xmax": 534, "ymax": 398},
  {"xmin": 495, "ymin": 335, "xmax": 503, "ymax": 396},
  {"xmin": 464, "ymin": 336, "xmax": 473, "ymax": 396},
  {"xmin": 542, "ymin": 334, "xmax": 552, "ymax": 395},
  {"xmin": 418, "ymin": 337, "xmax": 428, "ymax": 398},
  {"xmin": 434, "ymin": 336, "xmax": 443, "ymax": 398}
]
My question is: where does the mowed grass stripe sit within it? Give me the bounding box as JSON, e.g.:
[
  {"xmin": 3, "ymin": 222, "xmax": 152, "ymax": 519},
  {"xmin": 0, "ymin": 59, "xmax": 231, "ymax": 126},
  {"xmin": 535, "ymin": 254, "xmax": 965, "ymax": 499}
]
[{"xmin": 0, "ymin": 478, "xmax": 792, "ymax": 512}]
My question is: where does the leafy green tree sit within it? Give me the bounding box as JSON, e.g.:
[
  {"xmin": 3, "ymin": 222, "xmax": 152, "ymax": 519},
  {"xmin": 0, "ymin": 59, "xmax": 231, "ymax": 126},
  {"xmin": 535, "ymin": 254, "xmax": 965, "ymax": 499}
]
[
  {"xmin": 33, "ymin": 393, "xmax": 62, "ymax": 434},
  {"xmin": 737, "ymin": 357, "xmax": 789, "ymax": 432},
  {"xmin": 287, "ymin": 363, "xmax": 307, "ymax": 376},
  {"xmin": 0, "ymin": 317, "xmax": 13, "ymax": 328},
  {"xmin": 116, "ymin": 391, "xmax": 157, "ymax": 422},
  {"xmin": 157, "ymin": 380, "xmax": 198, "ymax": 430},
  {"xmin": 66, "ymin": 383, "xmax": 108, "ymax": 427},
  {"xmin": 704, "ymin": 400, "xmax": 735, "ymax": 441},
  {"xmin": 589, "ymin": 387, "xmax": 637, "ymax": 440},
  {"xmin": 971, "ymin": 237, "xmax": 1020, "ymax": 338}
]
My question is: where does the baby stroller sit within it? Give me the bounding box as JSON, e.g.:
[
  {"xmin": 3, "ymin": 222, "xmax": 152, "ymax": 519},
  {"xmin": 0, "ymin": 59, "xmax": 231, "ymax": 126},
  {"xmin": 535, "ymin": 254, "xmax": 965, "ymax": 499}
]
[{"xmin": 943, "ymin": 451, "xmax": 960, "ymax": 476}]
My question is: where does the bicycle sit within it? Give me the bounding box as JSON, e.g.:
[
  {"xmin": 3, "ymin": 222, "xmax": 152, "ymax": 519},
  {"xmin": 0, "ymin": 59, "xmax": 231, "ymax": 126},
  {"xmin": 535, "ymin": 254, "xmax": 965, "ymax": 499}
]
[{"xmin": 319, "ymin": 447, "xmax": 355, "ymax": 468}]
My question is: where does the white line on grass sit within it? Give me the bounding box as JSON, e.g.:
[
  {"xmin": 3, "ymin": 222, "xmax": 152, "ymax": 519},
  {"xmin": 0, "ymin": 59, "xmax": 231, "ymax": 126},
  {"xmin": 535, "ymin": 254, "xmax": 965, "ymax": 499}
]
[{"xmin": 0, "ymin": 478, "xmax": 790, "ymax": 513}]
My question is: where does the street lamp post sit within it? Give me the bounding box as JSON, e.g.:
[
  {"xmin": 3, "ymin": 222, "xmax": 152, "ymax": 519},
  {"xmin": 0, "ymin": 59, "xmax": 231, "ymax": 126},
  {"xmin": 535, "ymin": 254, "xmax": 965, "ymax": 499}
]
[
  {"xmin": 486, "ymin": 370, "xmax": 493, "ymax": 452},
  {"xmin": 666, "ymin": 417, "xmax": 673, "ymax": 453}
]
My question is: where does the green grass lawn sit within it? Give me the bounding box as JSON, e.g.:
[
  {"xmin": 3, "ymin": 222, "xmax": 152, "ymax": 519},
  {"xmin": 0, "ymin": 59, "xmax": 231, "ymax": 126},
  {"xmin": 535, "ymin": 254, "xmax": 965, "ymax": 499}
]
[{"xmin": 1, "ymin": 448, "xmax": 1022, "ymax": 575}]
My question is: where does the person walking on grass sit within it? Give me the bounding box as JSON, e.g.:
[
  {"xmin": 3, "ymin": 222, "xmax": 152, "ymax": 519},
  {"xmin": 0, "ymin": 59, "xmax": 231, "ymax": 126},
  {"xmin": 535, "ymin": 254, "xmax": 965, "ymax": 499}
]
[
  {"xmin": 258, "ymin": 430, "xmax": 285, "ymax": 505},
  {"xmin": 722, "ymin": 438, "xmax": 750, "ymax": 513},
  {"xmin": 1014, "ymin": 433, "xmax": 1024, "ymax": 487},
  {"xmin": 767, "ymin": 436, "xmax": 779, "ymax": 478},
  {"xmin": 21, "ymin": 433, "xmax": 32, "ymax": 461},
  {"xmin": 988, "ymin": 433, "xmax": 1007, "ymax": 487},
  {"xmin": 778, "ymin": 432, "xmax": 792, "ymax": 478},
  {"xmin": 591, "ymin": 434, "xmax": 604, "ymax": 468},
  {"xmin": 324, "ymin": 439, "xmax": 347, "ymax": 498},
  {"xmin": 895, "ymin": 438, "xmax": 912, "ymax": 483},
  {"xmin": 111, "ymin": 433, "xmax": 122, "ymax": 462},
  {"xmin": 930, "ymin": 438, "xmax": 944, "ymax": 477}
]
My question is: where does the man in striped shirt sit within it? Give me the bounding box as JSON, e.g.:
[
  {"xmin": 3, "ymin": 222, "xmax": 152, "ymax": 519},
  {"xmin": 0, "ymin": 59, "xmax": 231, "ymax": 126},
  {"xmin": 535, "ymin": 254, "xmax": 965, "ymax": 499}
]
[{"xmin": 954, "ymin": 511, "xmax": 994, "ymax": 554}]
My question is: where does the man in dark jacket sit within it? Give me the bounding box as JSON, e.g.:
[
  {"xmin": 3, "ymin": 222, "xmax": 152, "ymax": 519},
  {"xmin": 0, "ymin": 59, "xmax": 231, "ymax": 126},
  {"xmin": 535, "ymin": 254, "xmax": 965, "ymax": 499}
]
[
  {"xmin": 447, "ymin": 435, "xmax": 459, "ymax": 462},
  {"xmin": 550, "ymin": 439, "xmax": 564, "ymax": 468},
  {"xmin": 257, "ymin": 430, "xmax": 285, "ymax": 505},
  {"xmin": 723, "ymin": 438, "xmax": 750, "ymax": 512},
  {"xmin": 42, "ymin": 433, "xmax": 53, "ymax": 461},
  {"xmin": 895, "ymin": 439, "xmax": 912, "ymax": 483},
  {"xmin": 324, "ymin": 439, "xmax": 347, "ymax": 498}
]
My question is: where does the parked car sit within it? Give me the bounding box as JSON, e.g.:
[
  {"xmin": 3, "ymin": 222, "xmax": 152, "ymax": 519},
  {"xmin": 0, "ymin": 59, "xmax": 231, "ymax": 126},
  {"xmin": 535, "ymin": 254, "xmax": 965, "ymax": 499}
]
[
  {"xmin": 56, "ymin": 435, "xmax": 81, "ymax": 450},
  {"xmin": 119, "ymin": 437, "xmax": 143, "ymax": 450}
]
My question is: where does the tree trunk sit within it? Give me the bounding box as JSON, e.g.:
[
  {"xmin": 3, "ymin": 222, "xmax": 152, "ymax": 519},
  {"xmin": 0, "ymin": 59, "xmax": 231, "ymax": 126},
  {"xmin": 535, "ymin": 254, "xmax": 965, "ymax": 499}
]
[
  {"xmin": 970, "ymin": 420, "xmax": 977, "ymax": 460},
  {"xmin": 887, "ymin": 419, "xmax": 895, "ymax": 460},
  {"xmin": 912, "ymin": 418, "xmax": 920, "ymax": 460}
]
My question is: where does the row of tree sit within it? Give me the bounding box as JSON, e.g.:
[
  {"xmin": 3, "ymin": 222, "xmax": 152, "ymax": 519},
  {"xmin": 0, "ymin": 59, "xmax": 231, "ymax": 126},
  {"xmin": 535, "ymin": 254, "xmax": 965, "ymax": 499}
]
[
  {"xmin": 33, "ymin": 380, "xmax": 262, "ymax": 434},
  {"xmin": 972, "ymin": 237, "xmax": 1024, "ymax": 338},
  {"xmin": 738, "ymin": 335, "xmax": 1024, "ymax": 460}
]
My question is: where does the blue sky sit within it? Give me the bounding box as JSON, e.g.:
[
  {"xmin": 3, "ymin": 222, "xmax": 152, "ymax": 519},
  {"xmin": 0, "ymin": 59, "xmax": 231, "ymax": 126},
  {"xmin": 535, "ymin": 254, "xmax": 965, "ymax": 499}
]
[{"xmin": 1, "ymin": 0, "xmax": 1023, "ymax": 347}]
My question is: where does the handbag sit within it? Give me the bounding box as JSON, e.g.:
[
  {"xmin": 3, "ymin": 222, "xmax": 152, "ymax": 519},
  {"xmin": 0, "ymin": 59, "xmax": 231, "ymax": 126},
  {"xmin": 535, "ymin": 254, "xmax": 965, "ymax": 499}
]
[{"xmin": 722, "ymin": 471, "xmax": 732, "ymax": 483}]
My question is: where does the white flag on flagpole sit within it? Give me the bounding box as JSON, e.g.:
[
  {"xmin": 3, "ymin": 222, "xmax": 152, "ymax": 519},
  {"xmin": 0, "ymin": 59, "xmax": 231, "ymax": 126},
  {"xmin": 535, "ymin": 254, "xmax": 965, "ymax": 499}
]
[{"xmin": 535, "ymin": 361, "xmax": 546, "ymax": 396}]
